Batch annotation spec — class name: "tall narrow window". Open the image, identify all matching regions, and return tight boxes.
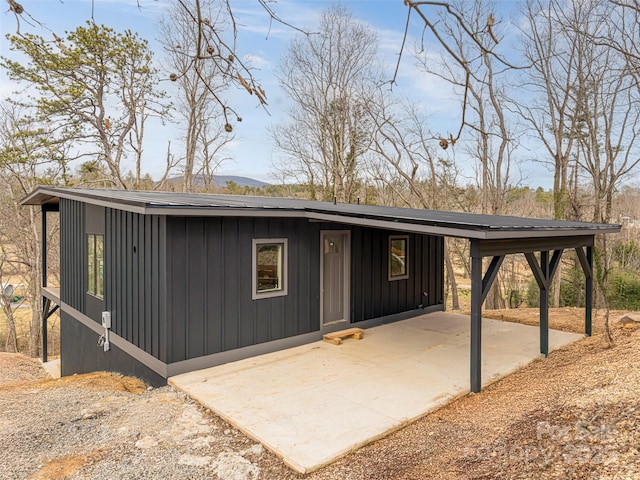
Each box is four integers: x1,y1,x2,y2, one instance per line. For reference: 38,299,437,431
87,234,104,298
252,239,288,299
389,235,409,281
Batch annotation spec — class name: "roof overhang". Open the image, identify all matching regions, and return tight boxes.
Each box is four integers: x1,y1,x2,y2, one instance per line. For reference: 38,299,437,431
21,186,622,241
21,190,62,207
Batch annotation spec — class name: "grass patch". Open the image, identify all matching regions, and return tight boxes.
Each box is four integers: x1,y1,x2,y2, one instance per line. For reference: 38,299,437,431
0,306,60,355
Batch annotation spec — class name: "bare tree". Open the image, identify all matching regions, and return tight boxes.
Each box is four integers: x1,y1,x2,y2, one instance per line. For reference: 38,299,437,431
0,253,19,352
588,1,640,77
516,0,586,220
425,0,518,216
271,5,383,202
521,0,640,335
414,0,520,309
3,0,287,130
159,0,233,192
401,0,521,149
367,99,464,309
570,1,639,341
565,0,640,224
5,0,524,146
0,103,65,356
516,0,588,307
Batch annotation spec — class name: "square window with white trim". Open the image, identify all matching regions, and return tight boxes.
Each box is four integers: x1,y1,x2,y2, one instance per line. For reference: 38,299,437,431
389,235,409,281
252,239,288,299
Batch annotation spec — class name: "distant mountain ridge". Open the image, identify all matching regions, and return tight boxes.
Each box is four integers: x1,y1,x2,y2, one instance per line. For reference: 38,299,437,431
167,174,270,188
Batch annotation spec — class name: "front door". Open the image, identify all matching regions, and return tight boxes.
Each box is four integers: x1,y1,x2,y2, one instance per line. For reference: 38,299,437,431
321,231,350,326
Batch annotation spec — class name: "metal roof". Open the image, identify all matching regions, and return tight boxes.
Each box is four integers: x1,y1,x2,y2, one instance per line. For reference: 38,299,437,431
22,186,621,240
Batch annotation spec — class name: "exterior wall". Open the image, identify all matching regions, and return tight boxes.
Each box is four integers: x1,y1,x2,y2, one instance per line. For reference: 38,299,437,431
60,198,86,312
165,216,320,364
105,209,168,362
164,217,444,364
60,200,169,364
59,200,444,374
60,199,108,321
350,227,443,322
85,204,106,321
60,310,166,386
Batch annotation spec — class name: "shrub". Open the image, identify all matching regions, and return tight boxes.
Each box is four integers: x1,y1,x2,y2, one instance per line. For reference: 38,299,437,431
608,270,640,311
525,267,585,308
526,277,539,308
559,267,585,308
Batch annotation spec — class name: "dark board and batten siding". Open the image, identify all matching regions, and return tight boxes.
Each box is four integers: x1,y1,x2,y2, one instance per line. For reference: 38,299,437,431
164,217,443,364
105,209,168,362
346,226,443,322
165,216,319,364
60,198,86,313
61,201,169,362
85,204,106,322
60,310,166,387
61,198,443,367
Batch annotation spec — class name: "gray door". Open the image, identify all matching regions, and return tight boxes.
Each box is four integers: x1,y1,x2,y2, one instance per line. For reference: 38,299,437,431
321,231,349,326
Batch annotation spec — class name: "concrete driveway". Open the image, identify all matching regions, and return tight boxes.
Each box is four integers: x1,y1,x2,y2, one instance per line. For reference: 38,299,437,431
169,312,582,473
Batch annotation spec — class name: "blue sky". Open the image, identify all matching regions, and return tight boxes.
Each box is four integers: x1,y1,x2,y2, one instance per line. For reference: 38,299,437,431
1,0,554,188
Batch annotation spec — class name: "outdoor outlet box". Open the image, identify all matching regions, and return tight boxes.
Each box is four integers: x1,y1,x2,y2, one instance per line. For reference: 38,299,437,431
101,311,111,329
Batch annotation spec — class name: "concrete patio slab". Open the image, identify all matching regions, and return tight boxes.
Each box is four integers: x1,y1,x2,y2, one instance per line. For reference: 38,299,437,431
42,358,61,379
169,312,582,473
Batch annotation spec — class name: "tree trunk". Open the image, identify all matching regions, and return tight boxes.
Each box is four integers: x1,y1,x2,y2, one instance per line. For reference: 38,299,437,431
552,270,561,307
2,302,18,352
485,281,504,310
27,207,43,357
445,245,459,310
28,303,42,357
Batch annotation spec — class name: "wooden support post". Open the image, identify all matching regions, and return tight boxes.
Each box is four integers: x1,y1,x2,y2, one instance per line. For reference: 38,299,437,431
576,245,594,336
540,251,549,357
525,251,551,356
42,297,50,363
481,255,505,303
470,253,483,394
585,246,593,336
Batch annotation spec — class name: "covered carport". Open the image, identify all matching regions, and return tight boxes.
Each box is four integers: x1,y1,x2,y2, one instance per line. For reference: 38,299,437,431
469,233,597,392
305,204,620,393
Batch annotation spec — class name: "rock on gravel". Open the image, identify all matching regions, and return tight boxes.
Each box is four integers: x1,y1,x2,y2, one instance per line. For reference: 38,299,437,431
215,451,261,480
135,436,158,449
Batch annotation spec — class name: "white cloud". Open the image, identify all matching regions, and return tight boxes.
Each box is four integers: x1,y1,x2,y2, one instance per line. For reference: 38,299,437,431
229,0,323,41
243,53,271,68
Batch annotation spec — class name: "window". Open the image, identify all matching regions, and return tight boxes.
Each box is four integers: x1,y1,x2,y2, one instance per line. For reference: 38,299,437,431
252,239,288,299
389,235,409,281
87,234,104,298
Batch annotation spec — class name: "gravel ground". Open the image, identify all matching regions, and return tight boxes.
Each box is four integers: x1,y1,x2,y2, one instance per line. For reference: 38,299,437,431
2,309,639,479
0,359,295,480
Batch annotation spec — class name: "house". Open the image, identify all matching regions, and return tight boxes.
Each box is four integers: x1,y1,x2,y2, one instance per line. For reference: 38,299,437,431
22,187,620,390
